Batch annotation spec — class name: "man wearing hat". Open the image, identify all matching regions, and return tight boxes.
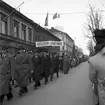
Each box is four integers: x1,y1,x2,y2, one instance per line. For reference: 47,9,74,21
15,46,33,96
41,52,51,84
0,46,13,105
88,29,105,105
32,50,42,89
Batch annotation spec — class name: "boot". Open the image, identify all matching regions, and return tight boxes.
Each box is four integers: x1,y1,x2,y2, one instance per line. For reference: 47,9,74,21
50,75,53,81
0,95,4,105
45,79,48,84
37,81,41,87
34,83,37,89
24,87,28,93
7,92,13,101
57,73,59,78
14,81,18,88
18,87,25,96
29,78,32,83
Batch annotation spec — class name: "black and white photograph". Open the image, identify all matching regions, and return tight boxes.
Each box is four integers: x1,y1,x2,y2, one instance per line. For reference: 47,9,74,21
0,0,105,105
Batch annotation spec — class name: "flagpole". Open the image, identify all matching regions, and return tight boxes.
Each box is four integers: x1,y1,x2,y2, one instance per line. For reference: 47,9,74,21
44,9,49,29
47,9,49,29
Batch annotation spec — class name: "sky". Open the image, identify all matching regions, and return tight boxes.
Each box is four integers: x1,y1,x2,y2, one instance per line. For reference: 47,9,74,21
3,0,105,55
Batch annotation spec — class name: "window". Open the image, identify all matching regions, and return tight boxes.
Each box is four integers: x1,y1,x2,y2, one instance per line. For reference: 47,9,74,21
14,20,19,38
21,24,26,40
28,27,32,42
1,13,8,34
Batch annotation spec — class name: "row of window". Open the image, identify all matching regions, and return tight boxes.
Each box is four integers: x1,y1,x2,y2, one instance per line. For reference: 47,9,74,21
0,12,32,42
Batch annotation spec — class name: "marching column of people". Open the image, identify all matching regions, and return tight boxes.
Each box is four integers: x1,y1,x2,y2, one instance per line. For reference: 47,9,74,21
0,46,73,105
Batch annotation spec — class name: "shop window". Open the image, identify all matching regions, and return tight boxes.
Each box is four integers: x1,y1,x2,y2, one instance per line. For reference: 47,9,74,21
28,27,32,42
21,24,26,40
1,12,8,34
14,20,19,38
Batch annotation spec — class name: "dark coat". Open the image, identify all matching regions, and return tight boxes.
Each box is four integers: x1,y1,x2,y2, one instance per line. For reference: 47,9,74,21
50,57,57,75
15,52,33,87
32,56,42,81
59,58,63,69
63,56,69,74
55,57,60,67
54,57,60,73
0,54,11,95
10,56,17,79
41,56,51,78
51,57,57,69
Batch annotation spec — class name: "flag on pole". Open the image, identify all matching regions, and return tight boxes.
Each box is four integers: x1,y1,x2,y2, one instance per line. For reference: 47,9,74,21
53,13,60,20
58,14,60,18
44,13,48,26
53,13,57,19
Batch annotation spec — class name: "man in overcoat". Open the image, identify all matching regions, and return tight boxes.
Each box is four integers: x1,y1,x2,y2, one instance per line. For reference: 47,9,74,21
63,55,69,74
50,53,57,81
0,46,13,105
54,54,60,78
15,46,33,96
59,56,63,73
32,51,42,89
28,51,34,83
41,52,51,84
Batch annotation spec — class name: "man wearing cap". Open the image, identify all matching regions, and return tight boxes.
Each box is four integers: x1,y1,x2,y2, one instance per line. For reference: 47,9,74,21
0,46,13,105
32,51,42,89
88,29,105,105
41,52,51,84
15,46,33,96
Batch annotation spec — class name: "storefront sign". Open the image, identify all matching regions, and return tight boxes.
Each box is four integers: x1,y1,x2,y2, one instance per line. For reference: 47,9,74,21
36,41,63,47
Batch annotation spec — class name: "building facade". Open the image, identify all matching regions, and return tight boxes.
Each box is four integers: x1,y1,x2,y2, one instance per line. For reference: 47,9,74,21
35,27,60,54
49,27,74,56
0,1,60,55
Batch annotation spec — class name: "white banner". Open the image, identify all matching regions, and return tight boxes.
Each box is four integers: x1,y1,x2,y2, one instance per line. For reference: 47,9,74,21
36,41,64,47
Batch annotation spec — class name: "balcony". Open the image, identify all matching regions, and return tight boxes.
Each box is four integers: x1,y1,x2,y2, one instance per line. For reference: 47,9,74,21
0,33,35,46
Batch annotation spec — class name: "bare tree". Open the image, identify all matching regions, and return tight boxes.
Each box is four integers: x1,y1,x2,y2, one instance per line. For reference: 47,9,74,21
87,39,95,56
84,4,104,39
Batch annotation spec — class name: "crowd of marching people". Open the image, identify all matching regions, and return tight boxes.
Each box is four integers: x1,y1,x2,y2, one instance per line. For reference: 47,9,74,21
0,45,82,105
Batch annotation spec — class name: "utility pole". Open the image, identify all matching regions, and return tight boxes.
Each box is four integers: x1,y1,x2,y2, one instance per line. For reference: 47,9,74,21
2,2,24,22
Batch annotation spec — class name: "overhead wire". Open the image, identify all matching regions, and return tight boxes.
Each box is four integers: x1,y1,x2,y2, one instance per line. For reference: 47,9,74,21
22,10,105,15
2,2,24,22
1,0,34,22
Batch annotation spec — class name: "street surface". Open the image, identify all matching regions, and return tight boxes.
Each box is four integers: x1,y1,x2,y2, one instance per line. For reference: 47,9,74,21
4,62,95,105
